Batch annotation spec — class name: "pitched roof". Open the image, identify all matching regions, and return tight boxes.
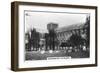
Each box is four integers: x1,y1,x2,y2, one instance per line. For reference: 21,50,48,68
55,23,85,33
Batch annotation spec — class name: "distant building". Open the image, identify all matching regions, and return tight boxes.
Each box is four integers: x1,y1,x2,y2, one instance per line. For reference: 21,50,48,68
25,16,90,51
46,23,59,50
55,16,90,46
55,23,85,44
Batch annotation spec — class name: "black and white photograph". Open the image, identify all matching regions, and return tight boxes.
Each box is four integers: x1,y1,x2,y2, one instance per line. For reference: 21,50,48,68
11,2,97,71
25,11,90,61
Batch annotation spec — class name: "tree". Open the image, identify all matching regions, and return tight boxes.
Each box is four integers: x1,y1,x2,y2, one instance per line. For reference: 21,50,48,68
68,34,86,49
25,32,31,51
30,28,40,51
45,30,59,51
85,16,90,48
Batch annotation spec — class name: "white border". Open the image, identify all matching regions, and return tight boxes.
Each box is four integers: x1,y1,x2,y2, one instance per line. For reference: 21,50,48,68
18,5,96,68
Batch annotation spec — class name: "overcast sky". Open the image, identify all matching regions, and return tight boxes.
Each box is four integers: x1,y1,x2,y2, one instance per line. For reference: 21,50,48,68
25,11,89,33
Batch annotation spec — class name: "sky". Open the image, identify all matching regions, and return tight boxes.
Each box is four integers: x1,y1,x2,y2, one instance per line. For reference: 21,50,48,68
25,11,89,33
